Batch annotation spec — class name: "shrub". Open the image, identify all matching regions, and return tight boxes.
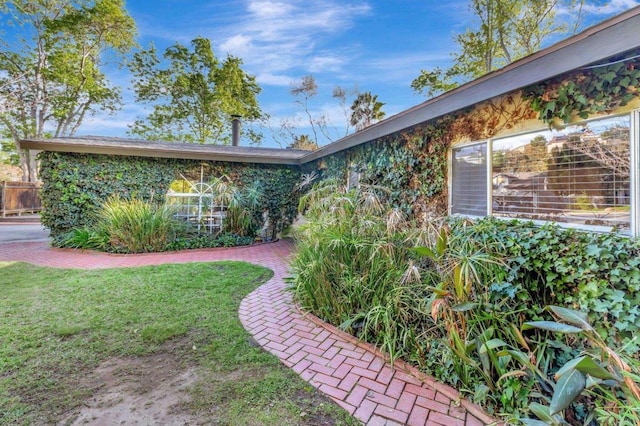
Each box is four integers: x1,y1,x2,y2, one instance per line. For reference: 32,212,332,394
291,179,435,362
54,196,257,253
449,218,640,353
56,226,109,250
96,196,185,253
166,233,254,251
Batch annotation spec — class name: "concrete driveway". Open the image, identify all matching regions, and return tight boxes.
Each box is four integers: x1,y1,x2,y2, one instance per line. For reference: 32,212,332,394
0,223,50,243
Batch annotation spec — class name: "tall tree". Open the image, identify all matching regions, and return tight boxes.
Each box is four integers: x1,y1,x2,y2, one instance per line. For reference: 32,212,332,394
289,75,328,146
349,91,385,131
0,0,136,181
282,77,367,147
411,0,583,98
129,37,263,145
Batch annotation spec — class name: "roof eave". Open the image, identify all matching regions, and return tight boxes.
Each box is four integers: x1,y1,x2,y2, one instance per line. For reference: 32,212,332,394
20,138,304,166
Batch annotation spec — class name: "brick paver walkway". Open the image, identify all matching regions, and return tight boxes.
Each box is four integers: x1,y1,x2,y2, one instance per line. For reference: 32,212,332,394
0,239,495,425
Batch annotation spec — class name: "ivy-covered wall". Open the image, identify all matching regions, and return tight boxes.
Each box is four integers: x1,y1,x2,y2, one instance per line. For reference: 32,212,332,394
305,52,640,223
303,119,454,221
39,151,302,238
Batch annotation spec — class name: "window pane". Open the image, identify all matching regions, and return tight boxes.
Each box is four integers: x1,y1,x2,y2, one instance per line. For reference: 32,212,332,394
452,143,487,216
492,116,631,233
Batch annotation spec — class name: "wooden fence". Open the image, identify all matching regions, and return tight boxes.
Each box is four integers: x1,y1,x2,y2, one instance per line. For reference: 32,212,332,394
0,181,42,217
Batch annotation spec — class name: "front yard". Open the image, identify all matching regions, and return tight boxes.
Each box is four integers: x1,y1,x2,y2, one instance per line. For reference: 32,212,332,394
0,261,356,425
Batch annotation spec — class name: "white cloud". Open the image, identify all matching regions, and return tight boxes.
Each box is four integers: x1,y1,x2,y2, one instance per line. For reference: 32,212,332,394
219,34,253,58
211,0,371,82
308,55,345,73
255,72,293,86
580,0,639,15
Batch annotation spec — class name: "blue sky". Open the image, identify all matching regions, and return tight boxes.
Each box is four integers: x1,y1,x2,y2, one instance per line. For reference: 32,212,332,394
77,0,639,147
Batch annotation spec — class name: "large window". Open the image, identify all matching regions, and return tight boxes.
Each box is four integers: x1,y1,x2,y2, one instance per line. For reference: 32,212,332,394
450,113,638,235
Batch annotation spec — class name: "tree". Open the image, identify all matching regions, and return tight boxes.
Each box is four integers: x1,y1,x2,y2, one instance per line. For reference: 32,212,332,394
282,78,378,146
129,37,264,145
349,91,386,131
565,127,630,178
332,84,359,137
287,134,318,151
0,0,136,181
411,0,583,98
289,75,329,146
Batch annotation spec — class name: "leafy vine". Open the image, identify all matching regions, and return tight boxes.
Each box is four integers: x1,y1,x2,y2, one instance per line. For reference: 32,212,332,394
524,52,640,125
39,152,302,239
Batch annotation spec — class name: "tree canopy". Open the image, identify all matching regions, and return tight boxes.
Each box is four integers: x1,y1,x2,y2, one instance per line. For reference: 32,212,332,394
350,91,385,131
287,134,318,151
128,37,264,145
0,0,136,181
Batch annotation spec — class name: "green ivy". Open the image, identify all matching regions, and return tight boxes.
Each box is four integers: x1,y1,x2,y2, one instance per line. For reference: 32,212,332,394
39,152,302,239
524,53,640,125
306,120,453,218
451,218,640,352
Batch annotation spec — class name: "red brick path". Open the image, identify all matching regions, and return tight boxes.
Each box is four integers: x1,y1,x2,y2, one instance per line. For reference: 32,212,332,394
0,240,495,425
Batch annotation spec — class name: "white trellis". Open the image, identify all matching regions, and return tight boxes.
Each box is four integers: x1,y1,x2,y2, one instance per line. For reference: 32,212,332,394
165,165,226,234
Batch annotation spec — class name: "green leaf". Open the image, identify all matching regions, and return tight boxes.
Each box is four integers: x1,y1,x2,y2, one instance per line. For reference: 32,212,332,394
550,369,586,415
574,94,588,105
529,402,554,423
544,101,556,113
574,356,618,381
523,321,583,334
413,246,437,260
436,227,447,256
497,349,529,366
585,244,601,257
427,286,449,297
520,419,551,426
451,301,478,312
555,356,585,379
548,306,592,331
479,338,507,354
601,71,617,84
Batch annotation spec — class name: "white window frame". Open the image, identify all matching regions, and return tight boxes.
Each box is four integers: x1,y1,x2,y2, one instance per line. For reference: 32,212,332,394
449,110,639,236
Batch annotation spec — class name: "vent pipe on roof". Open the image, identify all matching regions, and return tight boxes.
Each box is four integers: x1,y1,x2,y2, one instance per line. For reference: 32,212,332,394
231,115,241,146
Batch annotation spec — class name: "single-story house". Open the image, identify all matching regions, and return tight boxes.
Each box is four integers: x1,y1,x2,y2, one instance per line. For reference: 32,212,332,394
21,6,640,238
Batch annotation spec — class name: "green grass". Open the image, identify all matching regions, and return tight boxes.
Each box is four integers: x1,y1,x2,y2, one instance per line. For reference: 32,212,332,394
0,261,357,425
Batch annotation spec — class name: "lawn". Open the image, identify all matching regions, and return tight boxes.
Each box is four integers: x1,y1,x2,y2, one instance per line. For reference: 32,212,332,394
0,261,357,425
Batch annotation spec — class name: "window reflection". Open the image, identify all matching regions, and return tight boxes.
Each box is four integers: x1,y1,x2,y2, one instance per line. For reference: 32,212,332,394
492,116,631,233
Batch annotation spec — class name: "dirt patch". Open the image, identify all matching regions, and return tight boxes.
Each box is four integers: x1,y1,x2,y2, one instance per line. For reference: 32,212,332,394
58,350,201,426
50,334,353,425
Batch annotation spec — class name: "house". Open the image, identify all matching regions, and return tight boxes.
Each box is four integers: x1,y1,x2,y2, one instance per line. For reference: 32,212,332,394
21,7,640,238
